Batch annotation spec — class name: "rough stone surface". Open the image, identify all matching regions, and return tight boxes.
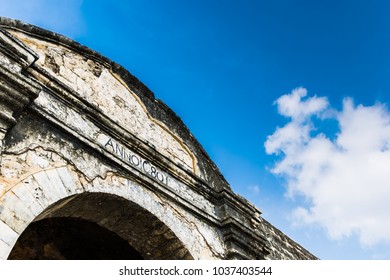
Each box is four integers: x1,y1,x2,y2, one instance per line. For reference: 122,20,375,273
0,17,317,260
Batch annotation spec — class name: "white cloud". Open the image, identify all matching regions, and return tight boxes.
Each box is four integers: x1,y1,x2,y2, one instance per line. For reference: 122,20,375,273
0,0,85,38
265,87,390,247
275,87,329,120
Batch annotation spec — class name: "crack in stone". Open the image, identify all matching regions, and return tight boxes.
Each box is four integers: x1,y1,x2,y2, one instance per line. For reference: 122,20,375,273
159,196,225,259
2,145,114,182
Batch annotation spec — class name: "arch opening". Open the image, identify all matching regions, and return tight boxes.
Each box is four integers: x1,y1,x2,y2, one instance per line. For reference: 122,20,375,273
8,192,193,260
8,217,144,260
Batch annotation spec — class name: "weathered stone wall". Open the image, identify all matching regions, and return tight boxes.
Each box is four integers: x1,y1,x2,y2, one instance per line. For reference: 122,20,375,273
0,17,317,260
259,218,317,260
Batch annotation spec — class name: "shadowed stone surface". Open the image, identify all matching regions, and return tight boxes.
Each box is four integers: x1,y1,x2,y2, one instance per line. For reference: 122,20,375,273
9,217,144,260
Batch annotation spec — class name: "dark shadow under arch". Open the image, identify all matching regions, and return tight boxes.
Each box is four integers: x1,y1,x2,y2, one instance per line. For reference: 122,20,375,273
9,192,193,260
8,217,144,259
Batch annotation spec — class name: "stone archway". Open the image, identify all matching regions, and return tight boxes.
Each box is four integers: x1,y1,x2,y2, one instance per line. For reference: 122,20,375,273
0,161,214,260
8,192,193,260
0,17,317,260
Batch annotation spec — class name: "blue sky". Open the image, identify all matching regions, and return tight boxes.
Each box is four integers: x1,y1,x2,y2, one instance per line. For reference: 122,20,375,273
2,0,390,259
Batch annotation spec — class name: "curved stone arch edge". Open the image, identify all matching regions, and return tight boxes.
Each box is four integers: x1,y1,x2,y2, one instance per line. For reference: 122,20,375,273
111,71,198,173
0,165,225,260
0,18,199,175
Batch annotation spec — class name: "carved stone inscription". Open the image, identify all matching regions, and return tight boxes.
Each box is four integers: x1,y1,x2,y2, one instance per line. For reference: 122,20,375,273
97,134,216,216
98,134,169,185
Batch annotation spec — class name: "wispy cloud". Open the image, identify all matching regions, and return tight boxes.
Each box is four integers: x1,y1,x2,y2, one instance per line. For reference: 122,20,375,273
0,0,85,38
247,185,261,195
265,87,390,247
